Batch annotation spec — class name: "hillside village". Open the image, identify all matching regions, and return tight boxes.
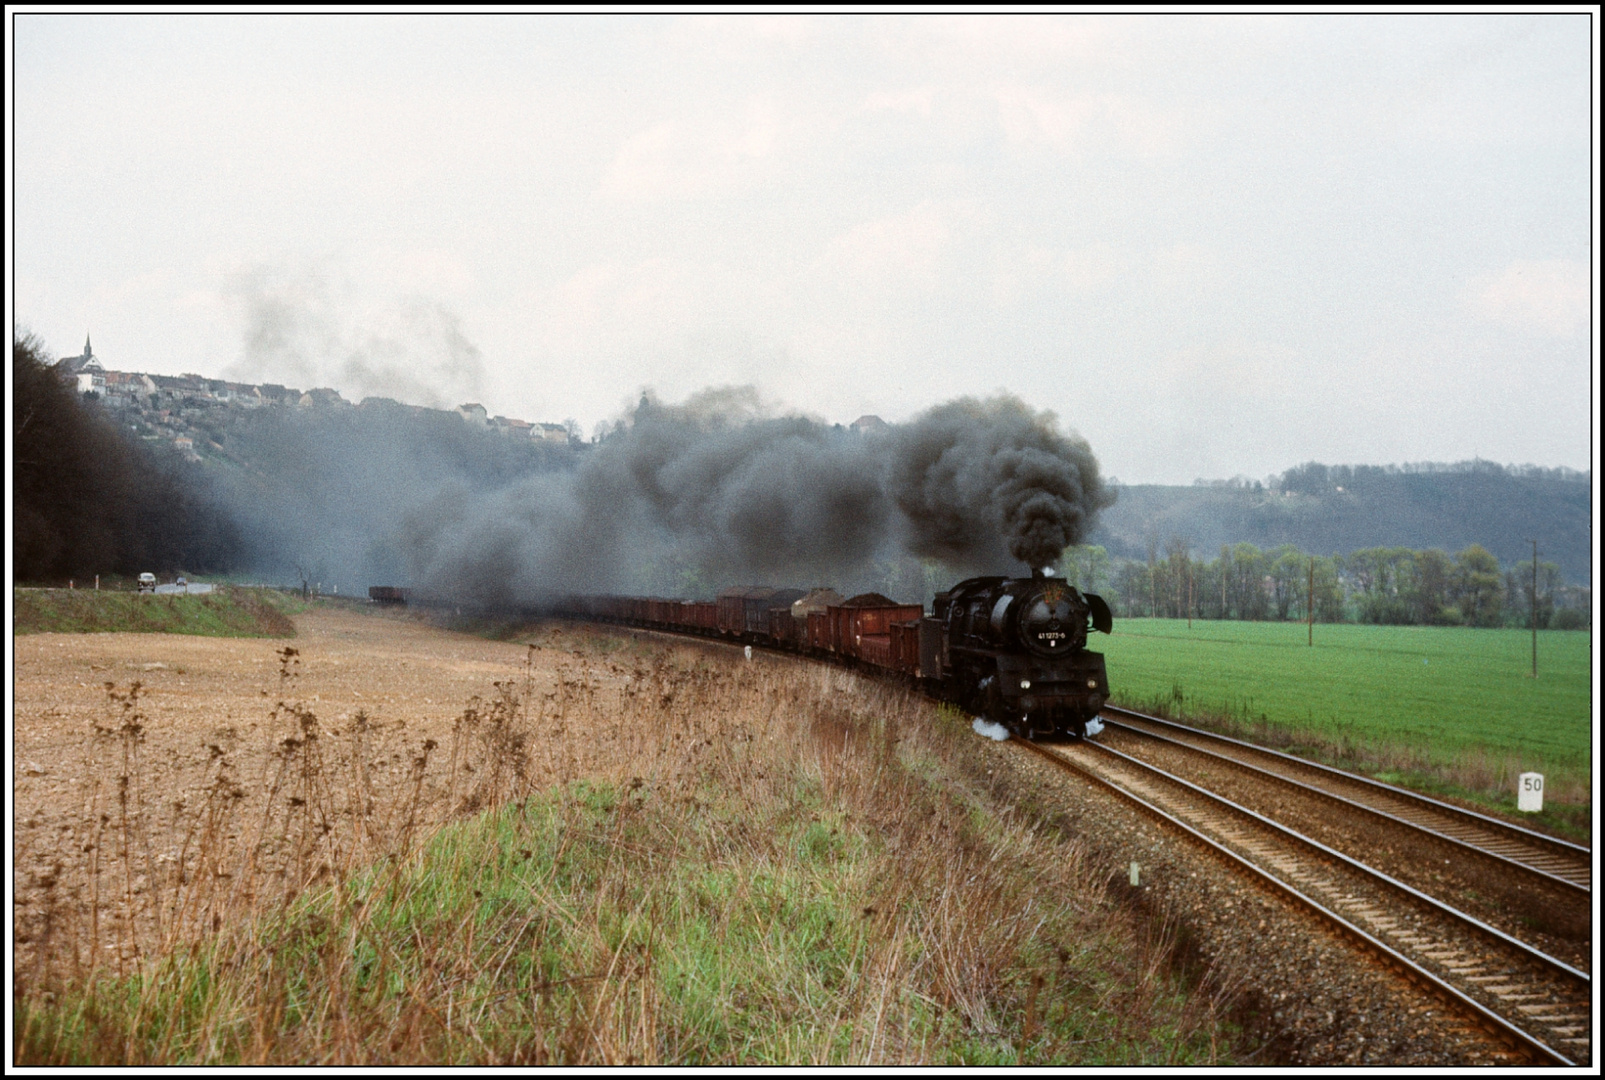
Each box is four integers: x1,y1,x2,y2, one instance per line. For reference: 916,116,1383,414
56,337,899,465
55,336,576,461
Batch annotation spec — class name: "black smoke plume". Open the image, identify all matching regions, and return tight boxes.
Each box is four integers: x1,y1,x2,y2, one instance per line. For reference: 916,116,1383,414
887,396,1114,571
401,389,1113,604
210,400,576,591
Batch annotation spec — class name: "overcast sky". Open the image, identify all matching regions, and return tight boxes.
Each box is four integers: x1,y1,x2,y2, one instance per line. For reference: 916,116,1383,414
10,13,1596,484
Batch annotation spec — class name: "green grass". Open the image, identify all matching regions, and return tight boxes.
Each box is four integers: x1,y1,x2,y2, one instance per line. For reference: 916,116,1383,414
13,586,298,638
1099,619,1592,828
14,778,1224,1066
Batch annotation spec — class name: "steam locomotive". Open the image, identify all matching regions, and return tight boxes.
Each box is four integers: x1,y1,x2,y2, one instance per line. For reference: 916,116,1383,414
934,572,1112,739
555,569,1112,739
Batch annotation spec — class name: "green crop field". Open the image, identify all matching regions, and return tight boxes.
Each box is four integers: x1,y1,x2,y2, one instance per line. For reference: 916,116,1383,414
12,586,299,638
1097,619,1593,820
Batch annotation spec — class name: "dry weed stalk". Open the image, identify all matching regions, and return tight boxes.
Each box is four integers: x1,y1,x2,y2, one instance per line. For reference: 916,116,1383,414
18,643,533,1001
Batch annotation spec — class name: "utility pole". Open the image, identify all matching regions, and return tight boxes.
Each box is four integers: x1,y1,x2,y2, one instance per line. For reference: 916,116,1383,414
1308,556,1315,647
1187,563,1194,629
1529,539,1538,678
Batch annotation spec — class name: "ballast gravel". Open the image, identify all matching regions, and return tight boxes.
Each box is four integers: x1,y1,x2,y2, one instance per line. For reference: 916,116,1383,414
961,731,1540,1066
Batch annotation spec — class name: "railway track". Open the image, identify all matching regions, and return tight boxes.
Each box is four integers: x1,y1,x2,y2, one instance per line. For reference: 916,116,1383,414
1093,708,1591,971
1103,705,1592,892
1019,737,1591,1066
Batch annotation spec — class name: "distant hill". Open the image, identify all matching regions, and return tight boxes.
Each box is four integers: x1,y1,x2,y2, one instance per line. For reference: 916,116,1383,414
1091,462,1593,584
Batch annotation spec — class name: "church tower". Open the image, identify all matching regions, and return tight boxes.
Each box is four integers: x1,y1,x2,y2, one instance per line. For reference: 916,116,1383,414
59,335,102,373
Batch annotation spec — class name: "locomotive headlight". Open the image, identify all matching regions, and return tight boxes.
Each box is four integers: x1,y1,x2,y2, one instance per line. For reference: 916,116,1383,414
1087,678,1099,688
1020,679,1031,690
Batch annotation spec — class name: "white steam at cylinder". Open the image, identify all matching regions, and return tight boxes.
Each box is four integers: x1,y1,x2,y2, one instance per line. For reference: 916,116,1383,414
972,717,1012,742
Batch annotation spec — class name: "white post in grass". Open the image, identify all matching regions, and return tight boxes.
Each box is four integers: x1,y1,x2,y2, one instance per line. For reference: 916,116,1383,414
1517,772,1544,813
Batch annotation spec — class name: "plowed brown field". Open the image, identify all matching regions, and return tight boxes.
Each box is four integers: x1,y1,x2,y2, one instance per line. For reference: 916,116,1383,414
12,607,628,969
16,608,539,815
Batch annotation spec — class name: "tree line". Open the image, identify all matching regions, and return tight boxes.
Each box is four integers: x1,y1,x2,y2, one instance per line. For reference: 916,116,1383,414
1097,460,1591,585
1057,539,1590,631
13,333,241,582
